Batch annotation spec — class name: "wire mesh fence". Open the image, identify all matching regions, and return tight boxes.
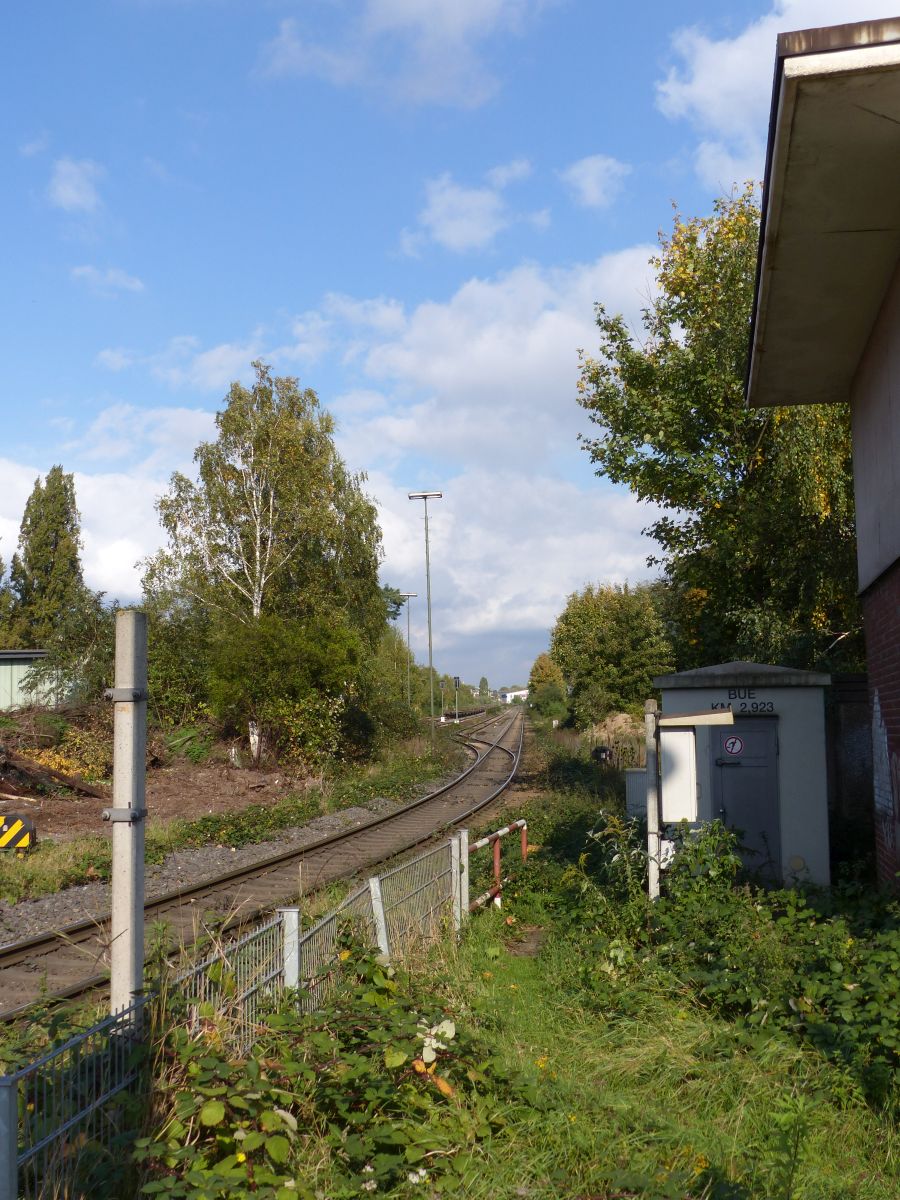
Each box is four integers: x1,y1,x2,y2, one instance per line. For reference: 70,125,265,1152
175,912,285,1052
0,1001,147,1200
0,825,522,1198
379,842,455,956
295,882,378,1013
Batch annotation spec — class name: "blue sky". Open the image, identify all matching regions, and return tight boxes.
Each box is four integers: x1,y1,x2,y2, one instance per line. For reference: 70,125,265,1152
3,0,892,687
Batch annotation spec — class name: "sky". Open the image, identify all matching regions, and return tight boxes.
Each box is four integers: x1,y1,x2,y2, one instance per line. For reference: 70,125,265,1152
3,0,895,689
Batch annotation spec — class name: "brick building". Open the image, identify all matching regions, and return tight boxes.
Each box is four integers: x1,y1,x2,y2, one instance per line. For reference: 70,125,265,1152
746,18,900,888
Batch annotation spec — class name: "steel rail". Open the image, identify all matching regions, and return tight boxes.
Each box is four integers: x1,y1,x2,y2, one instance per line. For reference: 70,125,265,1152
0,709,523,1017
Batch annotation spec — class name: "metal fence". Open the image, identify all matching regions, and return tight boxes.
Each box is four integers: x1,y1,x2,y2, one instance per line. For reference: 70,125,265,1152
0,822,533,1198
379,840,458,954
176,911,285,1052
0,831,475,1199
0,1000,147,1200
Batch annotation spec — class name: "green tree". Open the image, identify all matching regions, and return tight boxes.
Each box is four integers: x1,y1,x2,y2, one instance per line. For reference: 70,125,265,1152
4,465,91,648
0,553,11,636
550,583,673,727
151,362,382,628
577,187,861,670
528,652,568,720
528,653,564,695
146,362,387,759
478,676,489,701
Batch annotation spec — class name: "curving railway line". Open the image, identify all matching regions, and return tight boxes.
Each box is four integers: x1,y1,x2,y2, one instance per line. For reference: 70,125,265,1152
0,708,523,1018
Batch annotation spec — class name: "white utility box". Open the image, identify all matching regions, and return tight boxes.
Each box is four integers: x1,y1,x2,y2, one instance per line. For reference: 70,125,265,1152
652,661,831,886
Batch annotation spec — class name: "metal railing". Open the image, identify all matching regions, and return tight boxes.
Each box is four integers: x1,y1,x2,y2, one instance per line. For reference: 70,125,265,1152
467,819,529,910
0,821,526,1198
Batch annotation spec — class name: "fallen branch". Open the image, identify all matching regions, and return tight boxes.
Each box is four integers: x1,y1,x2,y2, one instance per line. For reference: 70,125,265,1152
1,747,109,800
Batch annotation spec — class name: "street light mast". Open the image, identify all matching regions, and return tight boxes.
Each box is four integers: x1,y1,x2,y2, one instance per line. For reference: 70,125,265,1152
398,592,417,705
408,492,442,743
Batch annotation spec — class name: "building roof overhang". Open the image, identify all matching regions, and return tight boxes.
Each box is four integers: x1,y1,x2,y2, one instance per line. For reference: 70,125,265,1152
654,661,831,689
747,19,900,409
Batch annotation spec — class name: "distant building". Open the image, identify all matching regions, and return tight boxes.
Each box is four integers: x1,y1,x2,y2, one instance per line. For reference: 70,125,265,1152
747,17,900,888
499,688,528,704
0,650,48,710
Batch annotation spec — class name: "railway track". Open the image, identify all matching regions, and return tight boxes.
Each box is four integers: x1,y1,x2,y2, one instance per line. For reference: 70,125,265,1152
0,708,523,1017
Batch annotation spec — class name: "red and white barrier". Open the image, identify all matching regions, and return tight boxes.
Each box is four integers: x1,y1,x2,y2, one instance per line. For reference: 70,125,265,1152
461,819,528,911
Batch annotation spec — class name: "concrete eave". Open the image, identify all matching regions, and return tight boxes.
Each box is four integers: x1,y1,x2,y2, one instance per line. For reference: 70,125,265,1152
747,21,900,409
654,661,831,689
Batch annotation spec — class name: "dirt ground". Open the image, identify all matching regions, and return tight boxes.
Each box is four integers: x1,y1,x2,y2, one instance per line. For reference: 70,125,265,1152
0,761,307,842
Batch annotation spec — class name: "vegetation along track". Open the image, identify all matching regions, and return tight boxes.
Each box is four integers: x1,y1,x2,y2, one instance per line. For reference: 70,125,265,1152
0,708,523,1017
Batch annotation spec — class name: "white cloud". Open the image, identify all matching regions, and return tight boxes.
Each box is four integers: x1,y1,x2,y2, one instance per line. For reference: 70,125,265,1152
657,1,900,190
356,248,655,466
72,266,145,296
58,241,659,672
47,157,104,213
154,338,262,391
418,173,508,252
370,466,660,684
66,404,215,474
559,154,631,209
75,468,169,598
407,159,540,254
20,132,48,157
96,335,262,393
324,293,406,336
96,348,136,371
486,158,532,188
259,2,545,108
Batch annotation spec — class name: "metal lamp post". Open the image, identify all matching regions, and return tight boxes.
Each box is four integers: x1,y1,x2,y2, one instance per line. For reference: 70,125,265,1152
408,491,442,743
398,592,417,705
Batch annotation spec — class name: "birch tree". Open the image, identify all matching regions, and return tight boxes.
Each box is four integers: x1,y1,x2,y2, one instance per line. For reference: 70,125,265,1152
146,361,385,759
152,361,371,623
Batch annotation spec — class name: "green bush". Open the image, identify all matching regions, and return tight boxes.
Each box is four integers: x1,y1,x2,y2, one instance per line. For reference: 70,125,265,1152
544,811,900,1113
136,952,529,1198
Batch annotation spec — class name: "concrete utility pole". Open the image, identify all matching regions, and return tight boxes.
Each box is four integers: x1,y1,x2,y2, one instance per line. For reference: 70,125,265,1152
104,610,148,1016
408,492,441,744
399,592,417,705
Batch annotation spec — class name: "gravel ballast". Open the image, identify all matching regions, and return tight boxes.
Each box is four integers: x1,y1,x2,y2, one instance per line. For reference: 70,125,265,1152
0,799,402,946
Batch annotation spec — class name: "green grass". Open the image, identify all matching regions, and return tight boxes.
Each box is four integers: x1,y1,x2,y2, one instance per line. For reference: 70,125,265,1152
421,910,897,1198
0,732,464,903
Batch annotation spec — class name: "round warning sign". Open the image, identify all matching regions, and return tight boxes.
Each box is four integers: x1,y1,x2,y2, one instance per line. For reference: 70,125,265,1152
724,735,744,756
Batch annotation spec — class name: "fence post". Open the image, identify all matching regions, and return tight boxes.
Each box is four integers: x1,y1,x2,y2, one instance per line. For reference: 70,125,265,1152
520,821,528,863
450,837,461,935
458,829,470,919
645,699,660,901
0,1074,17,1200
492,835,502,907
106,610,148,1016
368,876,390,960
279,908,300,990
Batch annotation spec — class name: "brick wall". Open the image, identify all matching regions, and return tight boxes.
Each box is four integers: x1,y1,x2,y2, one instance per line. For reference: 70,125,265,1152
862,557,900,890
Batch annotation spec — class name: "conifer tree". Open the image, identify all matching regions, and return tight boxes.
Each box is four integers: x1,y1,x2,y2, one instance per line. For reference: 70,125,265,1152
0,552,11,645
7,465,89,647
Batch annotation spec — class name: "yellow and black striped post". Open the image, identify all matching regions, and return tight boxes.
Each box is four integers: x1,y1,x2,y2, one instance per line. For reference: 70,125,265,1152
0,814,36,853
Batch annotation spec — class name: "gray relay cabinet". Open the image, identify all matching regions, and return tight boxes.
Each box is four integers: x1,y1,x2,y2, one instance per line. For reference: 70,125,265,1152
652,662,831,886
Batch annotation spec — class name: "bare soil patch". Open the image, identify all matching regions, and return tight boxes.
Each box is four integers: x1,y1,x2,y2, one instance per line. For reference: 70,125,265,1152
0,761,308,842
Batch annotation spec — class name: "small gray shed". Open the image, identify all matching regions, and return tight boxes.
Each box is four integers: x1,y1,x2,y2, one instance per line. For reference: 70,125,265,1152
653,662,832,886
0,650,48,710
